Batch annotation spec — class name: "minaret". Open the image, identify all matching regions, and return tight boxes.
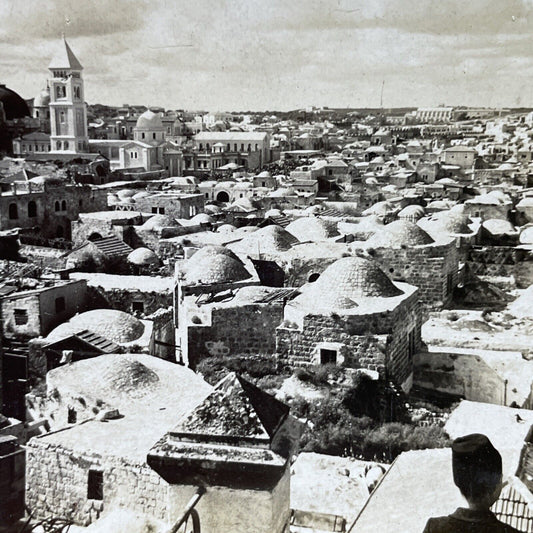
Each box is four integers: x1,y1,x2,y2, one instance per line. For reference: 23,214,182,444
48,38,88,153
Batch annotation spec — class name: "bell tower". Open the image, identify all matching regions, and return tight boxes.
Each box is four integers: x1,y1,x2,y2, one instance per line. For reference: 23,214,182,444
48,38,88,153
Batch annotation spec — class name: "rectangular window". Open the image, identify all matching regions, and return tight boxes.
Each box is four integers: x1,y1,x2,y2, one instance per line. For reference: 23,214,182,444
68,407,77,424
320,348,337,365
152,207,157,213
87,470,103,500
158,207,165,214
14,309,28,325
55,296,66,314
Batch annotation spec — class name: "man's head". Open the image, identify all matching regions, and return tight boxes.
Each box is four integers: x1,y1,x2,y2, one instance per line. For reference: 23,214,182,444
452,433,503,508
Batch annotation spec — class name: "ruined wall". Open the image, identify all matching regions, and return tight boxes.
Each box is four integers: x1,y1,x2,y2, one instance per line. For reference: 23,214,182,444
466,246,533,289
414,350,509,405
84,285,171,317
187,303,284,368
25,438,169,526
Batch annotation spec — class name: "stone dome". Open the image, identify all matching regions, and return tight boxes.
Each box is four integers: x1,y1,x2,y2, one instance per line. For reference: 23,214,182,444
136,110,163,129
519,226,533,244
0,84,30,120
231,225,299,254
482,219,516,235
217,224,236,233
189,213,214,224
204,204,222,215
47,309,145,344
34,87,50,107
295,256,403,310
286,217,340,242
367,220,434,247
398,205,425,220
127,247,159,266
418,212,473,236
182,246,252,285
141,214,181,230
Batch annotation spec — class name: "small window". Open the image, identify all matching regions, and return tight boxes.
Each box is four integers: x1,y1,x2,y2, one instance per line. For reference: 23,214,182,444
68,407,77,424
14,309,28,325
55,201,60,212
308,273,320,283
158,207,165,214
153,132,156,140
87,470,103,500
55,296,66,314
320,348,337,365
61,200,67,211
8,203,18,220
132,301,144,313
152,207,157,213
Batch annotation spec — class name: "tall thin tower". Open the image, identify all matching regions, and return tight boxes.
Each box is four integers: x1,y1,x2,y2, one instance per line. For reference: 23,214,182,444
48,38,88,153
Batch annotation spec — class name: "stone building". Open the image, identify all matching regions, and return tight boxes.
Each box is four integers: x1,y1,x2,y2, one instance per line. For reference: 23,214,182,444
25,354,212,526
276,256,421,392
0,177,107,240
363,220,459,309
175,246,264,366
25,359,298,533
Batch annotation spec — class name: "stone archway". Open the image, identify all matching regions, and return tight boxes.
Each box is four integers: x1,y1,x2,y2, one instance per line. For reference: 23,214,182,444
216,191,230,202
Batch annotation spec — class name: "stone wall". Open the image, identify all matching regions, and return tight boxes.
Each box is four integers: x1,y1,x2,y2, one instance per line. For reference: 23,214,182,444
186,303,284,368
25,438,168,526
367,241,459,308
84,285,172,317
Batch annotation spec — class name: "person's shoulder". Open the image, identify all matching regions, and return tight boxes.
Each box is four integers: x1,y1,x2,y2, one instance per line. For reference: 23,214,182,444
422,515,455,533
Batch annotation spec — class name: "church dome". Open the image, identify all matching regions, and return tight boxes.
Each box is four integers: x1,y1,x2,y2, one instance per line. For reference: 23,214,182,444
136,110,163,129
0,84,30,120
34,87,51,107
295,256,403,310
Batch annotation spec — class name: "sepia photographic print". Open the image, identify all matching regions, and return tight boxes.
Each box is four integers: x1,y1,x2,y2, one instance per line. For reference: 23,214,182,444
1,1,533,532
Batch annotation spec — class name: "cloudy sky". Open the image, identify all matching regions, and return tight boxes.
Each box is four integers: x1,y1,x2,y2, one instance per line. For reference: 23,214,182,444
2,0,533,111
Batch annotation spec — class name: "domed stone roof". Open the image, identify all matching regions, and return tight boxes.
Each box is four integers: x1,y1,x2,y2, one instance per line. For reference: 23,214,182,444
286,217,340,242
519,226,533,244
204,204,222,215
367,220,434,247
34,87,50,107
136,110,163,129
482,219,516,235
421,212,473,235
295,256,403,310
47,309,145,344
0,84,30,120
398,205,425,220
141,214,181,230
231,225,299,254
189,213,214,224
182,246,252,285
217,223,236,233
127,247,159,266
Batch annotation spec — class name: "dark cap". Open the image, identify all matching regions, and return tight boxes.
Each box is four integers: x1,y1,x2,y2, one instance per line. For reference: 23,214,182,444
452,434,502,493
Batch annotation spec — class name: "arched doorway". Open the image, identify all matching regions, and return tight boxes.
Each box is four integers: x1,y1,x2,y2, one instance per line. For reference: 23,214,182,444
216,191,230,202
8,203,18,220
88,232,103,242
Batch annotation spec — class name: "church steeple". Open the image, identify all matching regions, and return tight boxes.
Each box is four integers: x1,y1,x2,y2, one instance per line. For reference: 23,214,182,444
48,38,88,153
